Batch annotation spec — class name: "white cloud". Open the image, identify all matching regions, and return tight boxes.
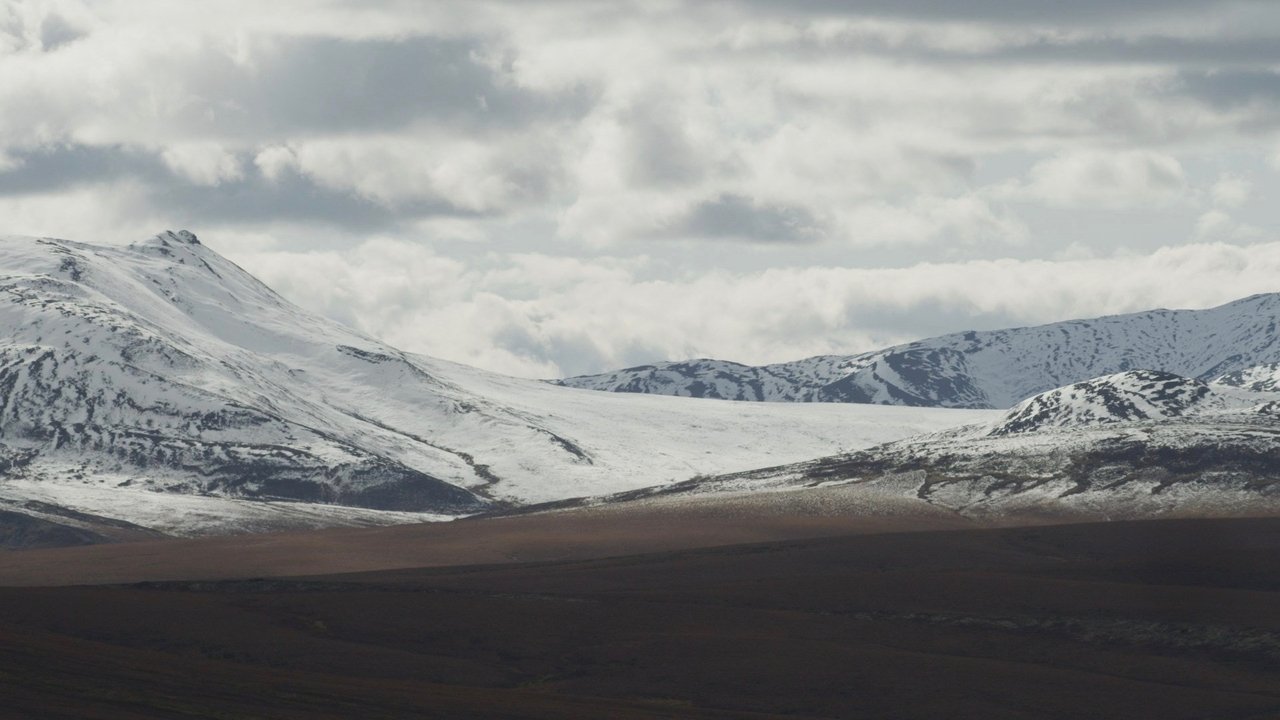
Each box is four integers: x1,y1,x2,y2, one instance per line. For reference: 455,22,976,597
1194,208,1264,242
284,135,563,212
841,196,1027,247
0,182,158,244
1195,209,1233,238
253,145,297,182
1210,173,1251,208
1010,150,1187,209
226,237,1280,379
161,143,244,186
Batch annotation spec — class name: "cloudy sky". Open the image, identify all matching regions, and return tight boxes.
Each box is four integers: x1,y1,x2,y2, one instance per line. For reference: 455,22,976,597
2,0,1279,377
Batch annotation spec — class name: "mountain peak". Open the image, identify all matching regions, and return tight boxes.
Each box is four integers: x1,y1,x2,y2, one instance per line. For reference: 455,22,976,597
129,229,203,256
165,229,200,245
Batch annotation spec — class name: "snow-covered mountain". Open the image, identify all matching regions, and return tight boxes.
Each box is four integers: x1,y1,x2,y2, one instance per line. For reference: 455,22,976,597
0,231,987,541
578,367,1280,521
557,295,1280,409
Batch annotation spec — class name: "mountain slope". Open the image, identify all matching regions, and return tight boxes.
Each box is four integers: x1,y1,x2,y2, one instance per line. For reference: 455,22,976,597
0,231,988,539
557,295,1280,409
1213,362,1280,392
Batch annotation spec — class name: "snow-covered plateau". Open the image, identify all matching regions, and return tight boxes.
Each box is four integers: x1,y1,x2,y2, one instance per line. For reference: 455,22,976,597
590,369,1280,521
0,232,991,543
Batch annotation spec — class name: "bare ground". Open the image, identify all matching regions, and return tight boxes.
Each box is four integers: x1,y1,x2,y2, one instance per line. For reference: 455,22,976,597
0,496,1277,718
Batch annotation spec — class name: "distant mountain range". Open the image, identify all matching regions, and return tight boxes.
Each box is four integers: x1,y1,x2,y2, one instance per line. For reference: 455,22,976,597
556,295,1280,409
3,229,1280,548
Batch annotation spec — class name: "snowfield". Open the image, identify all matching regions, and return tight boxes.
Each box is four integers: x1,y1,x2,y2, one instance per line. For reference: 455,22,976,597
601,370,1280,521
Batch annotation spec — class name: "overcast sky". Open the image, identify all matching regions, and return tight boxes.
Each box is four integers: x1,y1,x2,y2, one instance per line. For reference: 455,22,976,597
2,0,1279,377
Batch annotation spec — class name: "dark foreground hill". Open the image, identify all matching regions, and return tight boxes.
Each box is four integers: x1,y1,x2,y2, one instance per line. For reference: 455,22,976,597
1,516,1278,719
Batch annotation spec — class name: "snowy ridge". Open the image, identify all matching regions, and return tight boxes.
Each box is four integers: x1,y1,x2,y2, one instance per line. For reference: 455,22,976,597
552,356,852,402
990,370,1215,435
0,231,988,540
1213,362,1280,392
557,295,1280,409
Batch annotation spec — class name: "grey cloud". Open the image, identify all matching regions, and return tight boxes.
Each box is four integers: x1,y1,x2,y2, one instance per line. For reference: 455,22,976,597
979,36,1280,67
39,13,83,51
732,0,1242,23
494,320,681,379
0,144,159,195
0,8,84,54
623,104,705,187
153,171,478,232
493,323,618,378
867,35,1280,69
696,25,1280,70
671,194,826,244
1177,69,1280,107
172,35,594,137
0,143,480,232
